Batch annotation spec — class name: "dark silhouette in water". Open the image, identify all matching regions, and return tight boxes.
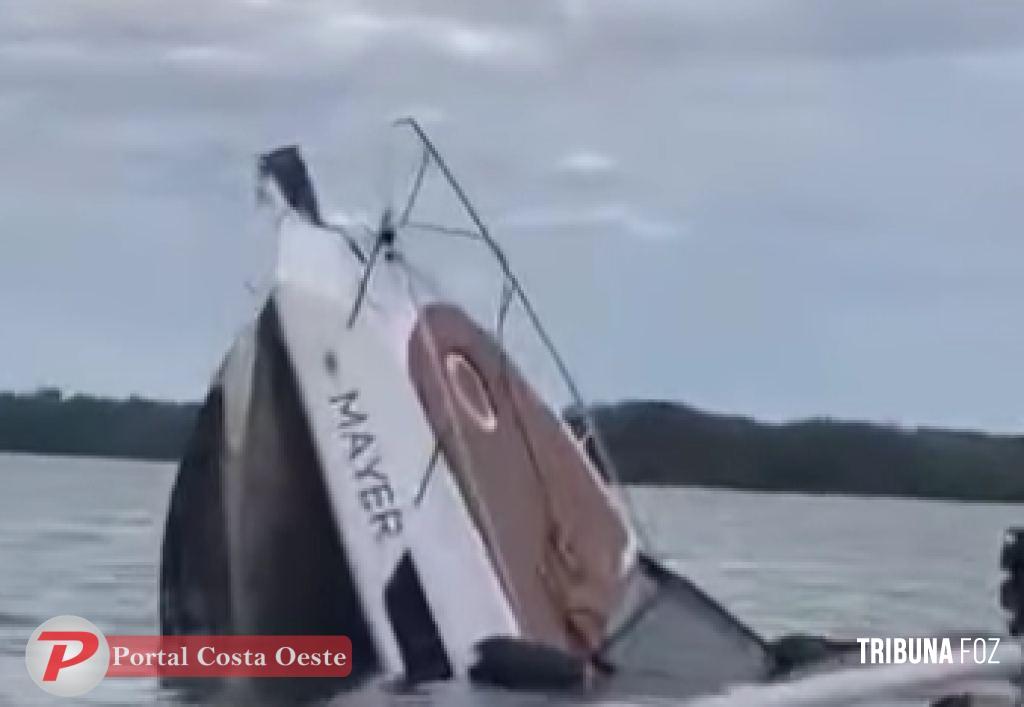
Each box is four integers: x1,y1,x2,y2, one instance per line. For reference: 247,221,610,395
2,389,1022,502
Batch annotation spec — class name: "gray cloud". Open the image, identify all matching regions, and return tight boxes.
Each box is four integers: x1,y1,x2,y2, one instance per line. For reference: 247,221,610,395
2,0,1023,432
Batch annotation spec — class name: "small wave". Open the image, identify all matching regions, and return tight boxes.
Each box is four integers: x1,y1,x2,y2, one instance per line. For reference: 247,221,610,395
12,522,108,545
85,510,155,529
0,610,42,630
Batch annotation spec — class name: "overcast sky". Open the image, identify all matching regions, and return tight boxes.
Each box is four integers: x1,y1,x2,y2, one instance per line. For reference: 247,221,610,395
2,1,1023,432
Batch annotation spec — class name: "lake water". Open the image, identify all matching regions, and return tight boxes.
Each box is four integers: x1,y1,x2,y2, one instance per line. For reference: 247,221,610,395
0,452,1019,705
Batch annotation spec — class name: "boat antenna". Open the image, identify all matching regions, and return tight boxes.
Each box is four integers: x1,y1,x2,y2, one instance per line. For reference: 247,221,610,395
346,207,395,328
392,117,627,494
393,119,584,404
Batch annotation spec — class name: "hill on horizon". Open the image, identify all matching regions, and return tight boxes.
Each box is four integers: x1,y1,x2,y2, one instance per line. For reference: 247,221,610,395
2,389,1022,502
581,400,1024,502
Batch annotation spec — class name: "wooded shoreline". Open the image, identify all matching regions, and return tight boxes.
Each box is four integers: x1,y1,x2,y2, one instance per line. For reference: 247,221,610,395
3,390,1021,502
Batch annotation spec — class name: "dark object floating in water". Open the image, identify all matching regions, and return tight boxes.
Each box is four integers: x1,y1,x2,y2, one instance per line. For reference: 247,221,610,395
1001,527,1024,636
469,637,589,691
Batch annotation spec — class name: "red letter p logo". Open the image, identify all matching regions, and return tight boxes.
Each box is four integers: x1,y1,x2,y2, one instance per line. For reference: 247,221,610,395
38,631,100,681
25,616,109,697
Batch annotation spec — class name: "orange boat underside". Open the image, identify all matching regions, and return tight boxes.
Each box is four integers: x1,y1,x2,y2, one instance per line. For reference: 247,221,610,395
409,303,630,656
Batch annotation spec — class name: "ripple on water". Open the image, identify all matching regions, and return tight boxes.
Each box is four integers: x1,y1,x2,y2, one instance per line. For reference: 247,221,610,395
84,509,155,529
0,610,44,631
13,522,109,546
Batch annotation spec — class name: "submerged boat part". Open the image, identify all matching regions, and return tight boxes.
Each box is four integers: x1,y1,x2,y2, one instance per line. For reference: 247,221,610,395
161,129,643,684
160,123,1022,704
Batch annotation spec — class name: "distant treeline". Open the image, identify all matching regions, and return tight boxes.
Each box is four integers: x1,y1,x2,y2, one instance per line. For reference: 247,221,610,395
0,389,198,461
2,389,1022,502
583,401,1024,502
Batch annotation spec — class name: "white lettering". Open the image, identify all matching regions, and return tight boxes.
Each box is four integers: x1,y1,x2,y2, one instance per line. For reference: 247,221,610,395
275,646,348,668
198,646,215,666
939,639,952,663
892,637,906,664
923,639,936,664
857,637,869,664
857,637,1000,665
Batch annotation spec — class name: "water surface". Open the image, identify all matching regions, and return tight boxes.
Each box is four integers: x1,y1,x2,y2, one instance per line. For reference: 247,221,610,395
0,453,1018,704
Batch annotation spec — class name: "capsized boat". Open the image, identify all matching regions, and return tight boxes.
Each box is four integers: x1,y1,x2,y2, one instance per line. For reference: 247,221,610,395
160,119,1022,704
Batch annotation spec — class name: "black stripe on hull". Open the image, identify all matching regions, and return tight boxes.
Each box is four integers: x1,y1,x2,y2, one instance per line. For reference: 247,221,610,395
160,300,380,694
159,387,232,636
